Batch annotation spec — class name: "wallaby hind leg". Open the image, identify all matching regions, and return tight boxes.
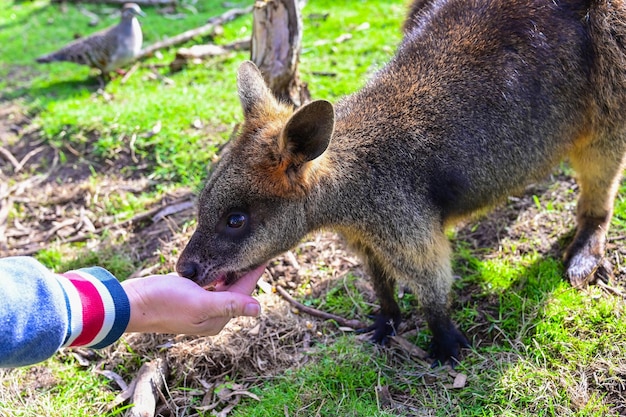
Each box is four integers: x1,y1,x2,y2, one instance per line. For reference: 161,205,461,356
566,133,626,287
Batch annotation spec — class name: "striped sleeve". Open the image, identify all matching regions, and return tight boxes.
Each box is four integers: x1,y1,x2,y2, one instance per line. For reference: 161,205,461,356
58,267,130,349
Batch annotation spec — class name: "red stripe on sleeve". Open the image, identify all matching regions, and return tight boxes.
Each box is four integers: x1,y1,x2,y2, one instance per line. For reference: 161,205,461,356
65,272,106,346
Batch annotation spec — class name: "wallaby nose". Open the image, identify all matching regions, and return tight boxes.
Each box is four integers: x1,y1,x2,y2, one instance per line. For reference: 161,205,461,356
176,259,199,280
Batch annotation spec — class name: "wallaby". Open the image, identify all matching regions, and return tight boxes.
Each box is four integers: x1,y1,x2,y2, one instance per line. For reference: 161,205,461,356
177,0,626,365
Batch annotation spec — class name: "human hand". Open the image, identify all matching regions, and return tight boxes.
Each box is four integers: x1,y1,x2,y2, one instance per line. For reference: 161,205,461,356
121,264,265,336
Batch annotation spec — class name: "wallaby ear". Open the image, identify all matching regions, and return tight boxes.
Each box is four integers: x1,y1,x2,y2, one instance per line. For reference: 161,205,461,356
237,61,275,117
281,100,335,162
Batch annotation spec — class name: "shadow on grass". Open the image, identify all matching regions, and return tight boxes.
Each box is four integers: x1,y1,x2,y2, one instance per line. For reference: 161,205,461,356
27,76,101,100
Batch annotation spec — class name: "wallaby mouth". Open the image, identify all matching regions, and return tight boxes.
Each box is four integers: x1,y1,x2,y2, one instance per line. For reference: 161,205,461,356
201,272,236,291
224,270,240,286
201,266,260,291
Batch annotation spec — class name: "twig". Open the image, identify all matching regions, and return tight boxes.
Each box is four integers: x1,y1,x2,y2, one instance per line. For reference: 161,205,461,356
5,195,194,256
152,200,194,222
137,5,253,59
0,196,10,248
596,279,626,298
0,146,20,170
0,145,46,174
66,195,193,241
95,369,128,391
109,378,138,410
121,62,140,84
388,335,429,361
14,145,46,173
275,285,368,329
311,71,337,77
44,218,76,241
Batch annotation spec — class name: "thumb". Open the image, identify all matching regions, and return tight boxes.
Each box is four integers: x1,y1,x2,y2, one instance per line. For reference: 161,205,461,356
207,291,261,318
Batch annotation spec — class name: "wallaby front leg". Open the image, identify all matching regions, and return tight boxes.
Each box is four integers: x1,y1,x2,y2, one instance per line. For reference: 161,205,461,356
409,270,469,366
422,300,469,367
409,233,469,366
358,256,402,345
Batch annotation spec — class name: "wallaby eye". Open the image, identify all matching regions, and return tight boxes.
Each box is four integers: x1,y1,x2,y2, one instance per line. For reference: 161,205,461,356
227,213,247,229
217,209,251,239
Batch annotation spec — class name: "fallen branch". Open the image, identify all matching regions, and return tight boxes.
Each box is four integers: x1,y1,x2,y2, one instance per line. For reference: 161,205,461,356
275,285,368,329
137,5,253,59
52,0,176,5
169,39,250,72
128,357,169,417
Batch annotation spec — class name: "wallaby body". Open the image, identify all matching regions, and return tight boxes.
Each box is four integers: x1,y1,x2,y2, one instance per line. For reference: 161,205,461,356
178,0,626,363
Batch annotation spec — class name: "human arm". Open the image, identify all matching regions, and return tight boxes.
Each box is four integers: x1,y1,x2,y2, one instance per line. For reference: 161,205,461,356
0,256,263,368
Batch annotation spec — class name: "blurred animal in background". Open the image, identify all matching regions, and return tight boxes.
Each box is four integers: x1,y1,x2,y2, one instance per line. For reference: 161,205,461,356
36,3,145,85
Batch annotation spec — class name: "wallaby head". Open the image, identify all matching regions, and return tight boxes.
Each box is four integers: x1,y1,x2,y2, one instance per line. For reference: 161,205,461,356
176,61,335,288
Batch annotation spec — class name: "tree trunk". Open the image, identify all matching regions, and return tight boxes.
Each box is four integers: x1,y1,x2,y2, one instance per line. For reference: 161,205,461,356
251,0,310,107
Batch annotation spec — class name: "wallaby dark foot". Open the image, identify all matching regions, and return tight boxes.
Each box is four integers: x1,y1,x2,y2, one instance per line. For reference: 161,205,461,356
566,254,613,287
428,320,470,367
357,313,401,345
564,221,613,287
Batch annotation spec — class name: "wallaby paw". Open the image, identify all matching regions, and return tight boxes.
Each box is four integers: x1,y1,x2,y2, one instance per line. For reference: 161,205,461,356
566,254,613,288
429,327,470,368
357,314,400,345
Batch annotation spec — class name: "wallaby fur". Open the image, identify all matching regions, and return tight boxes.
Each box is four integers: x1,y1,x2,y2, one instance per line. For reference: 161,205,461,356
177,0,626,364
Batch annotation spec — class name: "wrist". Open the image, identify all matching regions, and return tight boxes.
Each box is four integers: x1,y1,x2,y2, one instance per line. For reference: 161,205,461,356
121,278,153,333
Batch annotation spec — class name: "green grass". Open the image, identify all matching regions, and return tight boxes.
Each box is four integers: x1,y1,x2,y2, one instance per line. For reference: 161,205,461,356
2,0,626,416
0,356,118,417
232,337,396,417
230,252,625,416
1,0,402,184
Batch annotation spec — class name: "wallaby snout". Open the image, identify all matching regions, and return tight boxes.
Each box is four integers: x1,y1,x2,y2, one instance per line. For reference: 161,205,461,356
176,258,199,281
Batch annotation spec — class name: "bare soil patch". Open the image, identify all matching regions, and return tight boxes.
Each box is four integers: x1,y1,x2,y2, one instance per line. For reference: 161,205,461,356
2,100,625,415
